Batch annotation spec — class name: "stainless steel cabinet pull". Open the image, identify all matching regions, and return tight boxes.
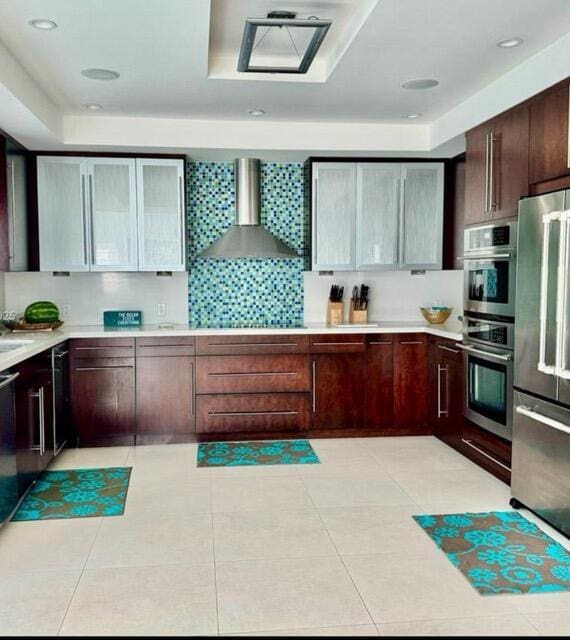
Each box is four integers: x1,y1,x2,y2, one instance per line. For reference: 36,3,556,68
488,132,496,212
437,364,448,417
208,371,297,377
312,341,363,346
454,342,512,361
75,366,134,371
76,345,133,350
484,132,490,214
30,387,45,455
207,342,297,348
312,360,316,413
179,175,185,264
438,345,460,354
461,438,511,471
190,361,195,417
81,174,88,266
54,350,69,359
401,341,423,345
369,341,392,345
209,410,298,417
0,372,19,389
88,173,95,266
516,405,570,435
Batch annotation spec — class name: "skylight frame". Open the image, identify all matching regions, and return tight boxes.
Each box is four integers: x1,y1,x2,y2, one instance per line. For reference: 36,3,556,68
237,17,332,74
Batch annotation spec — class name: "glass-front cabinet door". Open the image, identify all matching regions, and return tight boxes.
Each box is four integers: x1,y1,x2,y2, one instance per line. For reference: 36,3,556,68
37,157,89,272
136,159,186,271
88,158,138,271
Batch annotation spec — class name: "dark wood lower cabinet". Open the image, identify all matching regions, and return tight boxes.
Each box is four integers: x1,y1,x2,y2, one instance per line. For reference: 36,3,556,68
136,355,195,444
196,393,309,434
311,352,366,431
71,358,135,447
393,334,428,433
15,352,54,495
366,337,394,431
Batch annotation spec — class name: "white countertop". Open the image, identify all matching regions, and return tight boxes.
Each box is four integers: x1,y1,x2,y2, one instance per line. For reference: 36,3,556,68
0,320,463,371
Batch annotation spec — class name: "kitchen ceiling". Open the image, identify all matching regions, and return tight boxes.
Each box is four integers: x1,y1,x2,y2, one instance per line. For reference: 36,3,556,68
1,0,570,126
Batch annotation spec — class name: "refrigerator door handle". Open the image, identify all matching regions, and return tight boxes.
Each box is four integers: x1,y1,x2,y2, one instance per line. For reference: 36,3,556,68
538,211,560,375
555,210,570,379
516,405,570,436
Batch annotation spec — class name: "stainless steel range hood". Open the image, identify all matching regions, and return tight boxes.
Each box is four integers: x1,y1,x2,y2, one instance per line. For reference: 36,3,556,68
199,158,298,259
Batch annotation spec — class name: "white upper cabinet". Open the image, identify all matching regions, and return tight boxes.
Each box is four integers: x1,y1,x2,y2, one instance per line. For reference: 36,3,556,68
356,163,400,270
399,163,444,270
136,159,186,271
88,158,138,271
312,163,357,271
37,156,186,272
38,157,89,272
311,161,445,272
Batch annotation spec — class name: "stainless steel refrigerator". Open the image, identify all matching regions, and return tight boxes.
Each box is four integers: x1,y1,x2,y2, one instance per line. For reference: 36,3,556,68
512,190,570,535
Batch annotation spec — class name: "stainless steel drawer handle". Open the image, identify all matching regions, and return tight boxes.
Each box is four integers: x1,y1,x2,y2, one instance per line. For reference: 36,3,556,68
369,341,392,345
438,345,461,354
461,438,511,472
54,350,70,358
312,341,364,346
207,342,298,348
209,410,298,417
0,372,19,389
400,341,423,345
208,371,297,377
75,366,134,371
75,345,133,350
516,405,570,435
454,343,512,361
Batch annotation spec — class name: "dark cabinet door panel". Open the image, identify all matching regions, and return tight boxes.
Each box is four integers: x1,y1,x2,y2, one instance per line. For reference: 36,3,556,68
393,335,428,432
312,353,366,429
71,360,135,446
136,355,195,440
196,335,309,356
464,125,489,226
366,337,394,429
71,338,135,359
196,355,310,394
196,393,310,434
530,79,570,184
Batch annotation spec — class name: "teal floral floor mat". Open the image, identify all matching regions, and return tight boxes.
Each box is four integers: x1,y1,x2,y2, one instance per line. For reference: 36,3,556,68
197,440,320,467
414,511,570,595
12,467,132,521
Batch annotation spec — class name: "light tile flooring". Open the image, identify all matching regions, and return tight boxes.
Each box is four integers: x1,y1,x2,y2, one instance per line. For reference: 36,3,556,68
0,436,569,636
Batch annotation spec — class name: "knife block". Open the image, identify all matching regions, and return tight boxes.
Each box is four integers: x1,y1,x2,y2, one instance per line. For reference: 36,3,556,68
349,301,368,324
326,301,343,326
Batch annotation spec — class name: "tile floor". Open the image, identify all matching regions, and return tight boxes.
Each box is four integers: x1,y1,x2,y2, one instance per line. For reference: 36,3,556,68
0,436,568,636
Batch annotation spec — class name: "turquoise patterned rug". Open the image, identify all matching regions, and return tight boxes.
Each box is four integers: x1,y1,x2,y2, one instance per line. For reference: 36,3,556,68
197,440,320,467
414,511,570,595
12,467,131,521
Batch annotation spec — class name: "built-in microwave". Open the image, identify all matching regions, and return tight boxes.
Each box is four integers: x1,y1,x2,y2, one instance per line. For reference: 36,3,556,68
463,221,517,319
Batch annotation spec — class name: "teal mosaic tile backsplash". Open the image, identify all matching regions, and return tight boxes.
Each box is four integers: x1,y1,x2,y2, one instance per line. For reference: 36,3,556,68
187,162,305,328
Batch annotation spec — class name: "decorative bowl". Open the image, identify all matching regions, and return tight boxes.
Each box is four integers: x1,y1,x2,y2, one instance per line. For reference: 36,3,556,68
420,307,452,324
2,319,63,331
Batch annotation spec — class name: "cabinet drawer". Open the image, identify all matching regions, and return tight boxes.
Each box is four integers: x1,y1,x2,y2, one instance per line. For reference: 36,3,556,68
196,355,310,394
310,334,366,353
73,358,135,371
196,393,310,434
195,335,309,355
435,339,462,363
136,336,195,357
71,338,135,359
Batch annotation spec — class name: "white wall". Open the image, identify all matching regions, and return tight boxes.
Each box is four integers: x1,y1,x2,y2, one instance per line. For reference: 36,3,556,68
304,270,463,323
3,272,189,325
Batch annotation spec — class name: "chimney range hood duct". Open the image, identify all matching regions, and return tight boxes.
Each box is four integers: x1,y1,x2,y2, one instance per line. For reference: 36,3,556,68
199,158,298,259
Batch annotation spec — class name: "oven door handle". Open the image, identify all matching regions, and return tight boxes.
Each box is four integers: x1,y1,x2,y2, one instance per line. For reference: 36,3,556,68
458,253,512,261
454,343,512,361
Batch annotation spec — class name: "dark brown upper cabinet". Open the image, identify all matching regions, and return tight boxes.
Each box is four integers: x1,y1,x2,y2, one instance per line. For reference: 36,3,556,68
529,79,570,185
465,102,529,226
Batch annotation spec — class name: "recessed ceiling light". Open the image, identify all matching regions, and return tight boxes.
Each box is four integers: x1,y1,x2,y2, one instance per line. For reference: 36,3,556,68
403,113,422,119
85,103,103,111
28,19,58,30
81,68,120,81
248,109,265,116
402,78,439,90
497,37,523,48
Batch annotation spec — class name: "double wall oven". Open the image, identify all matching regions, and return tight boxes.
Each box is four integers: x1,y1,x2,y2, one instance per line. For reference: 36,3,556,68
459,221,517,442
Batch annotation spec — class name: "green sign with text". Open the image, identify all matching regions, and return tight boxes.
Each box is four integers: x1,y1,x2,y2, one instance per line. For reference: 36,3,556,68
103,310,142,327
